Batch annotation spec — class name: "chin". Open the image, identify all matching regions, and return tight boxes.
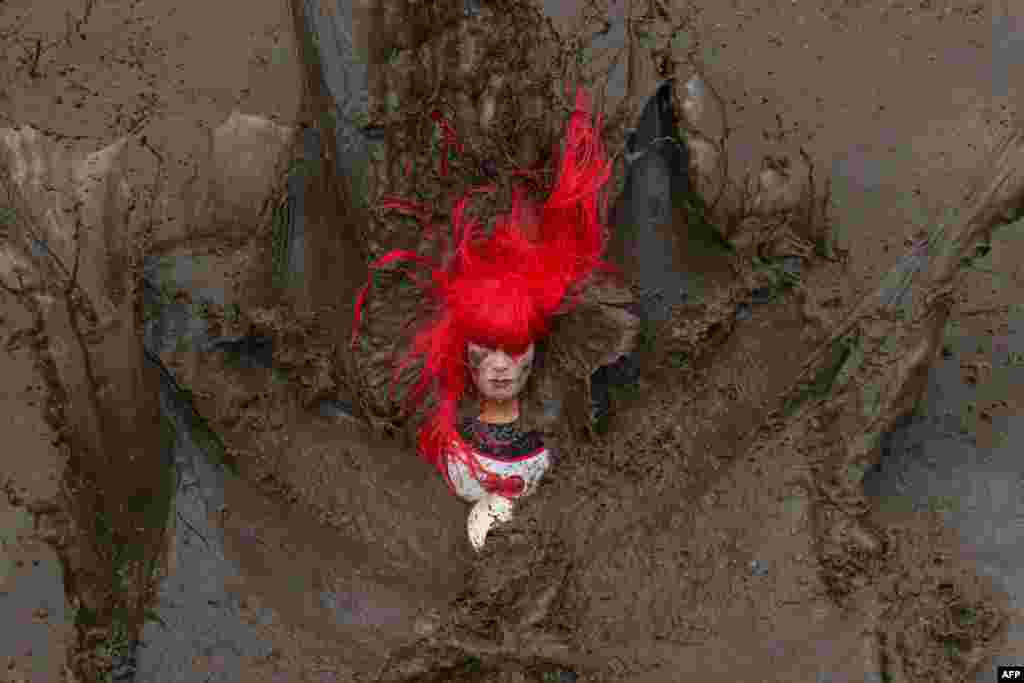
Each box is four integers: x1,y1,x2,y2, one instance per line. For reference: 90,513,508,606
486,387,519,400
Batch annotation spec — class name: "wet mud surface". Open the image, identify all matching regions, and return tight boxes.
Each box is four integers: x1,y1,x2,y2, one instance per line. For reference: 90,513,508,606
1,0,1023,682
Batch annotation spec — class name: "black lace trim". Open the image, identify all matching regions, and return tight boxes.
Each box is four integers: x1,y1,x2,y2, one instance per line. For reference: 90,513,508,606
456,417,545,461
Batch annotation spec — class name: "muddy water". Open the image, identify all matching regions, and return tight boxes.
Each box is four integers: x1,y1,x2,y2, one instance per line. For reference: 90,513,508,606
2,0,1024,681
0,298,75,683
866,319,1024,680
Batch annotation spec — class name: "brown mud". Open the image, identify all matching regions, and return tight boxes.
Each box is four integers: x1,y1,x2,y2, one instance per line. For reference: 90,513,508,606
1,0,1022,682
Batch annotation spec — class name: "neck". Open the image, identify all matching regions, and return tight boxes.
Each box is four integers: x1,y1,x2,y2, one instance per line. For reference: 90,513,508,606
479,398,520,424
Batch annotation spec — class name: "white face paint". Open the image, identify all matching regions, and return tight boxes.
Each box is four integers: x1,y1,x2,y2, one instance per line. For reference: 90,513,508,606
466,342,535,402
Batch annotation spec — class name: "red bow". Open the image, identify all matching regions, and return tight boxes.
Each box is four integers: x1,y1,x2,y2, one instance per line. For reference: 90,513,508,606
480,472,525,498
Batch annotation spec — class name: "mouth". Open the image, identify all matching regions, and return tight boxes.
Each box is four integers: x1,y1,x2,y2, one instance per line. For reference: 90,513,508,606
490,379,515,388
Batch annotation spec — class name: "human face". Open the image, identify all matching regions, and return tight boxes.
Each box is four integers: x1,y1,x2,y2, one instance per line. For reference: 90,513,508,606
466,342,535,402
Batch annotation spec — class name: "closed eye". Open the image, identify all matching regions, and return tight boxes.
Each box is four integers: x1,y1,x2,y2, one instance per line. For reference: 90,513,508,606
467,344,532,364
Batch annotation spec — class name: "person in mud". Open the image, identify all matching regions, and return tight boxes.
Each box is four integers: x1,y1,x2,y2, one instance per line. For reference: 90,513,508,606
350,89,640,549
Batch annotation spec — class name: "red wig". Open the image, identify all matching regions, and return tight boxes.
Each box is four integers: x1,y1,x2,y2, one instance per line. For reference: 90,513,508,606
352,88,615,491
